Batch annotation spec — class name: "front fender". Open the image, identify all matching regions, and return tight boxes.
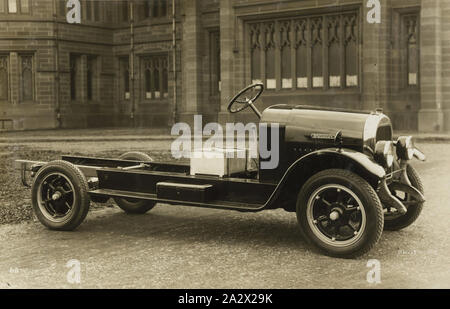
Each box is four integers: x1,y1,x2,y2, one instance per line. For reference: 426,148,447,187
265,148,385,210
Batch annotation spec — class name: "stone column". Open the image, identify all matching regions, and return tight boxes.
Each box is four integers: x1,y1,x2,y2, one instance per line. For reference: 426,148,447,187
442,0,450,131
79,55,88,104
218,0,235,124
179,0,201,126
361,0,390,112
418,0,444,132
9,52,19,105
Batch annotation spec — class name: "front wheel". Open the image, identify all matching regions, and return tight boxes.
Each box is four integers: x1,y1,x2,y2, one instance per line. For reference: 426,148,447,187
296,169,384,258
384,164,424,231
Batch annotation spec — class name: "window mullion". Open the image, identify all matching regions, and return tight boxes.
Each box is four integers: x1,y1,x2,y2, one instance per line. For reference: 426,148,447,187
323,15,329,91
275,21,281,91
340,15,345,89
307,18,312,90
291,19,296,90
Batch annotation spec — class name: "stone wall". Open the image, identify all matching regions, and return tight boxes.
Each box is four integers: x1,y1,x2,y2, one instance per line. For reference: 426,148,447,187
0,0,449,132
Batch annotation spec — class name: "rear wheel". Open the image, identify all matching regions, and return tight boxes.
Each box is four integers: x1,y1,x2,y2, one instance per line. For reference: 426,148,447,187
113,152,157,214
31,160,90,231
384,164,424,231
296,169,384,258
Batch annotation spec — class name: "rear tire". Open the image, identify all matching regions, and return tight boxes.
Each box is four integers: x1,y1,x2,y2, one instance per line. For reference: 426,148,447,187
31,160,90,231
113,152,157,214
296,169,384,258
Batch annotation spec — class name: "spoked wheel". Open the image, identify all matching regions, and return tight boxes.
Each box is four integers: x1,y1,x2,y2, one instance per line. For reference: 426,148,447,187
384,164,424,231
306,184,366,246
32,160,90,231
113,152,157,214
297,169,384,258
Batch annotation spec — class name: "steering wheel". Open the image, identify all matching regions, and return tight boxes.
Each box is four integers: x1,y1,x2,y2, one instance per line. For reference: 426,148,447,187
227,83,264,118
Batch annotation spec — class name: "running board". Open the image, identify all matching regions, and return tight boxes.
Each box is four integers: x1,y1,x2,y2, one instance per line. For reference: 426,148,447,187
89,189,265,212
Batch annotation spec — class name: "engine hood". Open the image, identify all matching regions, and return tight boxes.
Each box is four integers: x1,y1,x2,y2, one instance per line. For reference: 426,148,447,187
260,105,393,152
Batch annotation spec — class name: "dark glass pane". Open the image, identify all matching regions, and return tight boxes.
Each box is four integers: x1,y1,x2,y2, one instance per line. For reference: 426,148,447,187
70,55,77,100
122,0,129,22
20,0,29,13
265,47,275,87
87,57,96,101
344,14,358,87
22,69,32,100
160,0,167,16
251,49,261,83
329,44,340,88
21,56,33,101
345,42,358,87
144,0,150,18
105,1,113,22
154,67,160,98
312,44,323,88
59,0,66,16
85,0,92,20
152,0,159,17
94,1,100,21
210,31,220,95
0,57,7,101
145,69,151,92
87,72,92,100
405,15,419,86
163,68,168,96
122,57,130,99
296,46,307,88
281,47,291,88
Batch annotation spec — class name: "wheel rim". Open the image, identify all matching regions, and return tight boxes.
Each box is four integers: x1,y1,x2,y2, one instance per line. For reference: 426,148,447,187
306,184,367,247
37,173,76,222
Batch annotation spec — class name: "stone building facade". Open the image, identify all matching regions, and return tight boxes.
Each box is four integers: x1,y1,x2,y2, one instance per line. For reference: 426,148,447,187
0,0,449,132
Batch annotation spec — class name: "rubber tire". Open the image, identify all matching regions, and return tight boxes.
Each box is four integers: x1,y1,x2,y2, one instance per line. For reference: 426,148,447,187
384,164,424,231
296,169,384,258
31,160,90,231
113,152,157,214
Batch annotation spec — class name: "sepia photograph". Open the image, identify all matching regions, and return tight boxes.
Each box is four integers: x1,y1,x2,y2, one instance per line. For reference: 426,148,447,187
0,0,449,294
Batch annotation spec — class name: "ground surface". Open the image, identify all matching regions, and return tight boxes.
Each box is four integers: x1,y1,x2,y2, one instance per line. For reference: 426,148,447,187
0,133,449,288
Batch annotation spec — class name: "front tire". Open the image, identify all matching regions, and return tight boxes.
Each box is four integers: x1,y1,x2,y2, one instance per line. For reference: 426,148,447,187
296,169,384,258
384,164,424,231
113,152,157,214
31,160,90,231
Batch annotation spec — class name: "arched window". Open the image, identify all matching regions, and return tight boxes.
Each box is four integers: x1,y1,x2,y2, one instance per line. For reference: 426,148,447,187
154,60,160,99
142,55,168,101
249,11,359,91
20,55,33,102
120,56,130,100
143,0,168,19
404,14,419,87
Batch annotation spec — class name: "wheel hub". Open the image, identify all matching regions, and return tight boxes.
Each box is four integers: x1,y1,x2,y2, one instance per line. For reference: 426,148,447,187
329,210,340,221
52,191,62,201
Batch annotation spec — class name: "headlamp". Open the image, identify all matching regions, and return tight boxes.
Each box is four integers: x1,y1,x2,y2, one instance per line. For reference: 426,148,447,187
374,141,395,168
396,136,414,160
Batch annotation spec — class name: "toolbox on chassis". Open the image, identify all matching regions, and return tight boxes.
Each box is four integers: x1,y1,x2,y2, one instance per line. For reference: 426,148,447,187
16,83,426,258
